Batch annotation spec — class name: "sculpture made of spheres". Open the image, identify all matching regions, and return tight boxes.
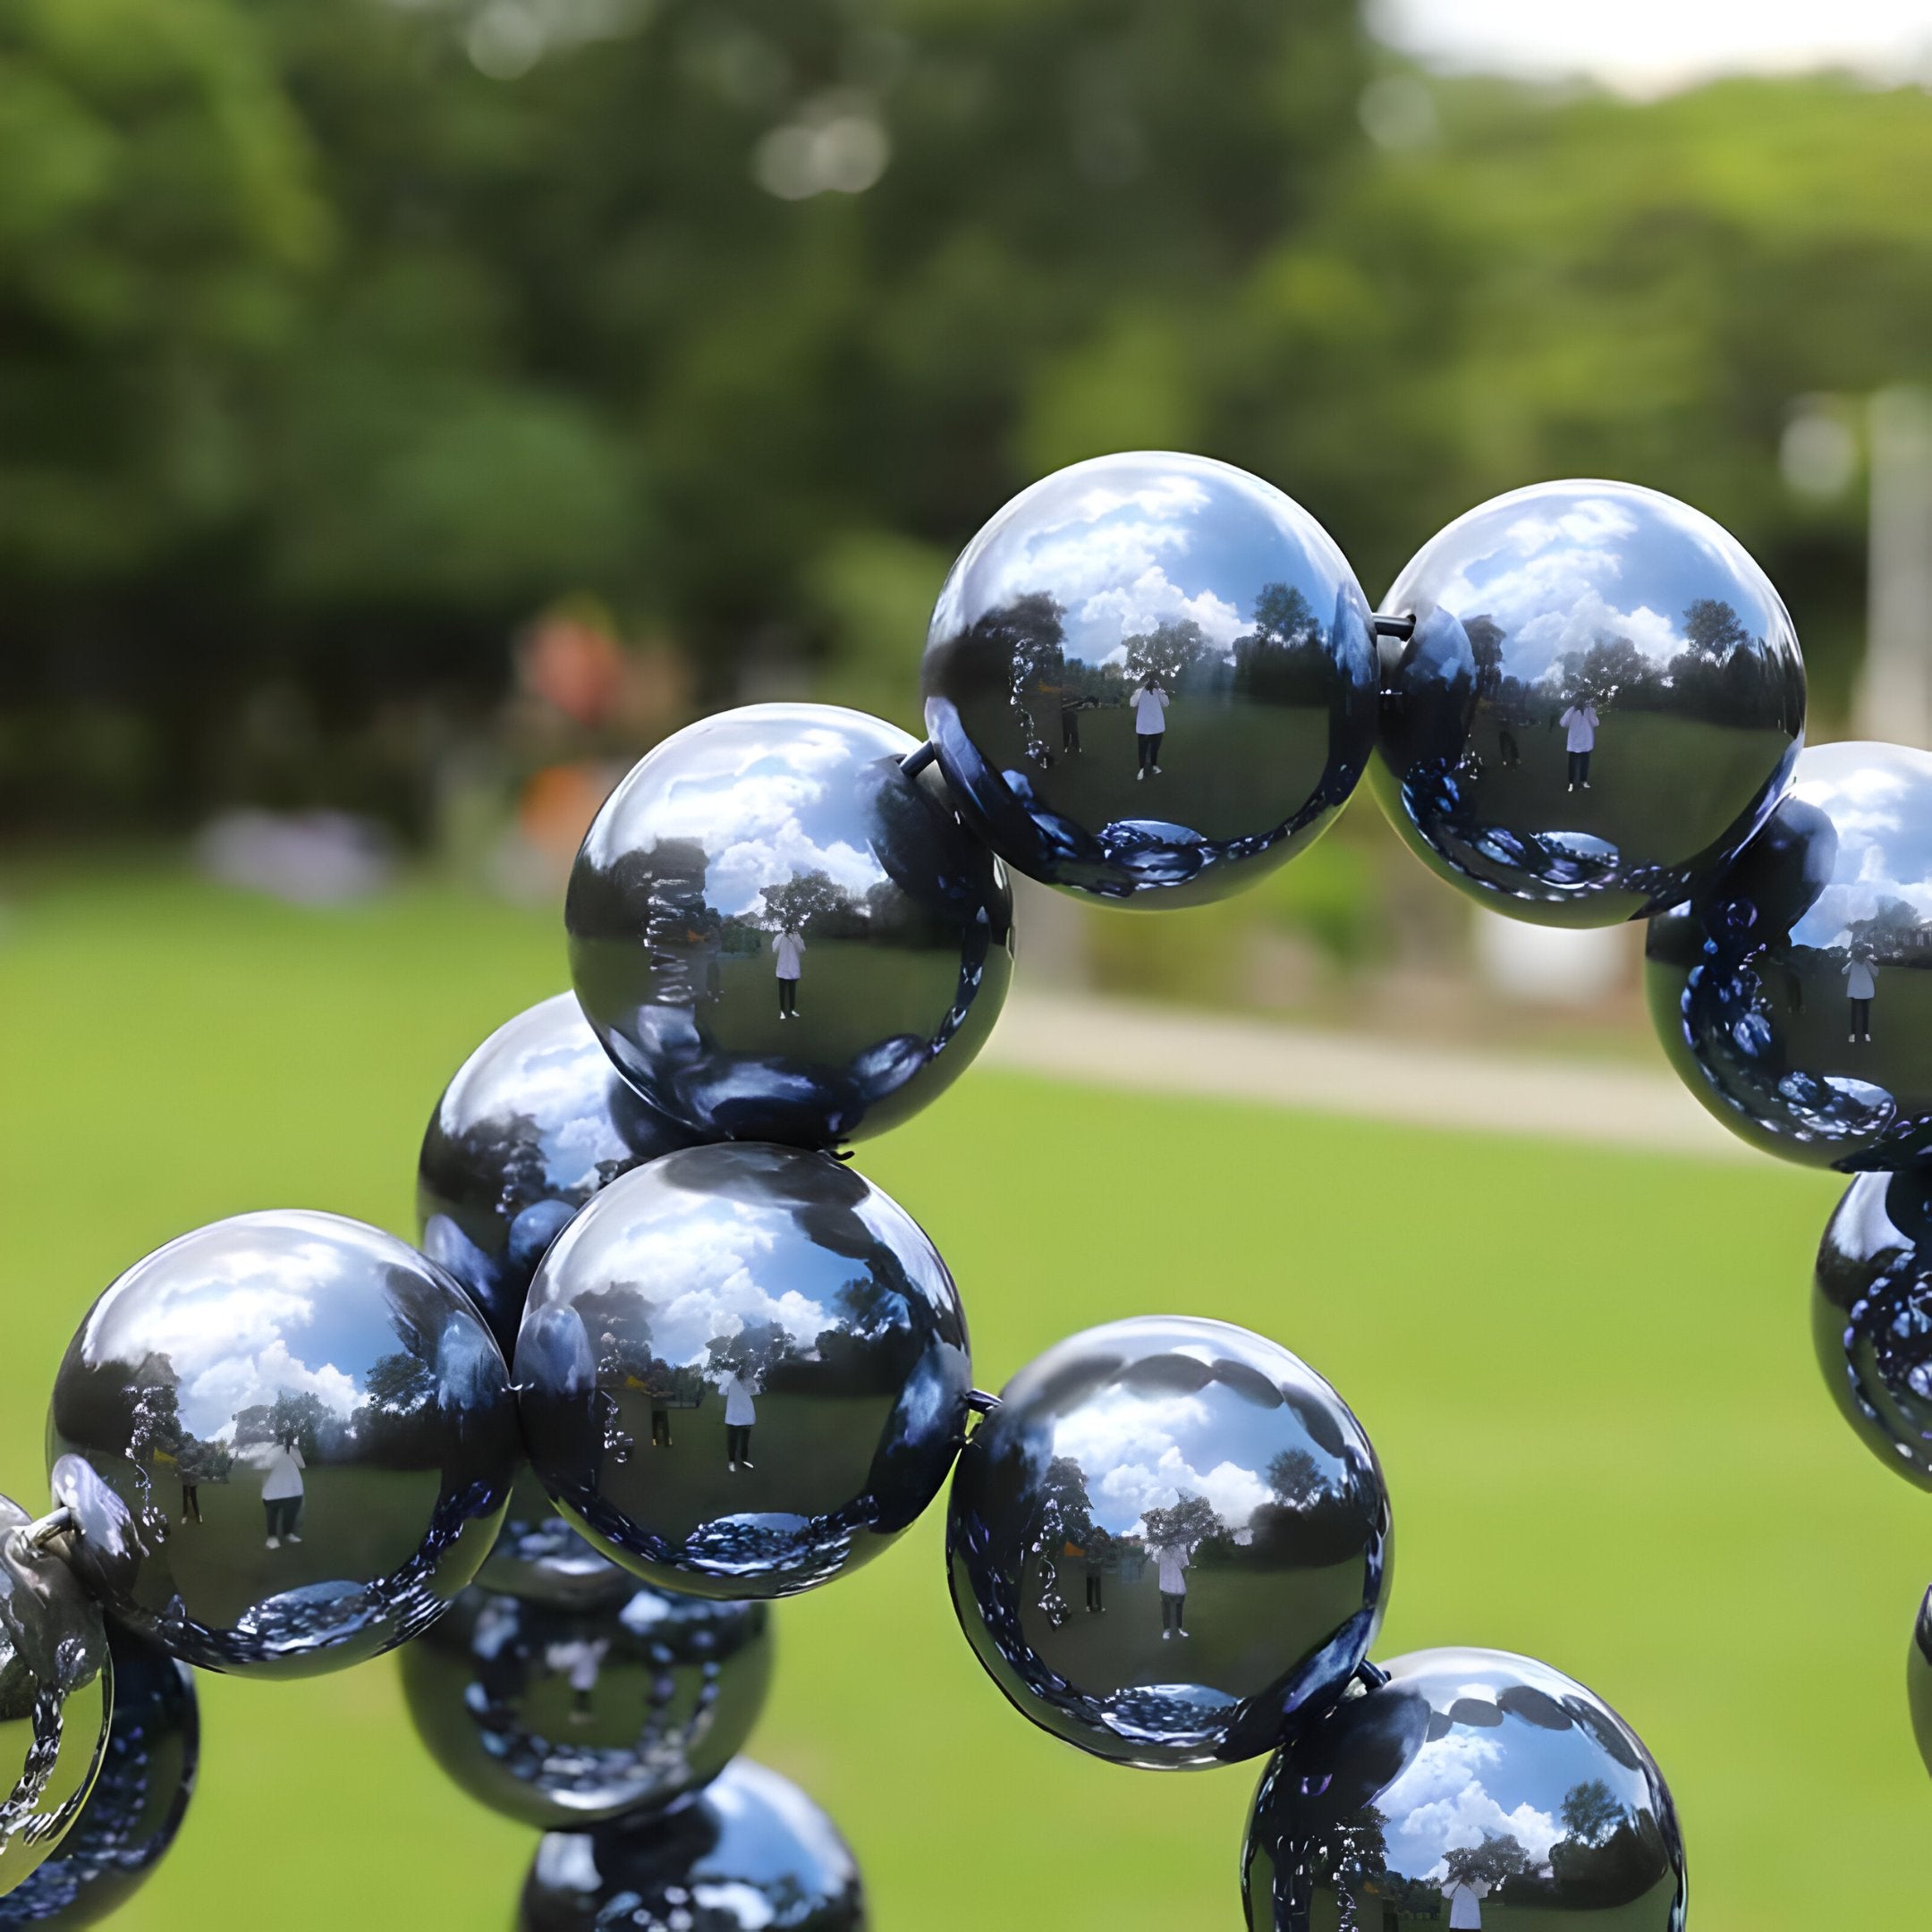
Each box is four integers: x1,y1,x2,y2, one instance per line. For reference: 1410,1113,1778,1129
520,1758,864,1932
1912,1586,1932,1777
1241,1648,1687,1932
517,1143,970,1599
475,1468,634,1611
418,994,698,1358
0,1625,196,1928
1374,479,1805,926
947,1317,1391,1770
566,704,1013,1149
399,1579,771,1829
1812,1168,1932,1487
919,451,1377,906
0,1498,113,1902
1647,741,1932,1169
47,1211,521,1677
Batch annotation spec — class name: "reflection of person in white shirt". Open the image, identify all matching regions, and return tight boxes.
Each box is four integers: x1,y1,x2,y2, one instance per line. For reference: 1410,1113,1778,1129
1560,702,1599,791
1444,1877,1489,1929
720,1368,758,1470
1151,1538,1191,1638
1844,949,1877,1043
262,1437,305,1549
1132,676,1170,778
545,1635,612,1723
773,927,805,1019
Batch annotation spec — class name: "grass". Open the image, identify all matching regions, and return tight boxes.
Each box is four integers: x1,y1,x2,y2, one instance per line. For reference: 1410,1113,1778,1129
0,863,1923,1931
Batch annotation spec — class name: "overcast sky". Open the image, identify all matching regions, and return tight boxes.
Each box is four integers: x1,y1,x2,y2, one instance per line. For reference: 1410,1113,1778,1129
1371,0,1932,96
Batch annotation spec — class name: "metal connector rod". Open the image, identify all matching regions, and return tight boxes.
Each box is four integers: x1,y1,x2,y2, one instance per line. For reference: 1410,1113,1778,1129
10,1505,76,1562
966,1389,1002,1416
1371,614,1416,641
1354,1658,1391,1690
900,741,938,779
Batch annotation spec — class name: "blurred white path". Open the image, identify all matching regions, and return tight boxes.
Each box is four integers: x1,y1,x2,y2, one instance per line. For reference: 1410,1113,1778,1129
981,991,1756,1163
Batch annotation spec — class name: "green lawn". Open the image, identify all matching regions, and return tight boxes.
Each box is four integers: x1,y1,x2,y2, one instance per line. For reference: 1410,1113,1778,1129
0,865,1923,1931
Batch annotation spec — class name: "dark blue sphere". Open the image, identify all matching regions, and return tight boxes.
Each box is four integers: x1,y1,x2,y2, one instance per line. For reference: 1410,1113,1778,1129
1648,741,1932,1169
566,704,1013,1149
1242,1648,1687,1931
399,1579,771,1829
947,1317,1390,1768
418,994,698,1358
1376,479,1804,926
519,1759,865,1931
516,1142,970,1599
1813,1168,1932,1487
920,452,1377,906
1912,1586,1931,1778
0,1625,196,1928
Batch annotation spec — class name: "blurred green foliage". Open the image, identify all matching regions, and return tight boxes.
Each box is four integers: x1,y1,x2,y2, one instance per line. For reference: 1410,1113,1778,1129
2,0,1928,834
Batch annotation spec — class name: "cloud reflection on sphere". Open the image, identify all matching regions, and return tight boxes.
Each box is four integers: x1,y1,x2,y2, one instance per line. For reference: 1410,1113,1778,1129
566,704,1013,1150
516,1143,970,1599
919,451,1377,906
418,994,699,1359
947,1316,1391,1769
1374,479,1805,926
1242,1648,1687,1932
1648,741,1932,1169
46,1211,521,1678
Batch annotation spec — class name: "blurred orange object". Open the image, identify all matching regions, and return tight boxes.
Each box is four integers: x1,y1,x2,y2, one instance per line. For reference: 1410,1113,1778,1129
518,761,621,861
519,607,626,725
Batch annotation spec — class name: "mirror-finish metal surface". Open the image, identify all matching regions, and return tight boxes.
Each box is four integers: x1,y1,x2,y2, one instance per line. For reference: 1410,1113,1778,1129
1648,741,1932,1169
517,1144,970,1600
947,1317,1391,1769
1242,1648,1687,1931
566,705,1013,1149
1912,1586,1931,1778
919,452,1377,907
1813,1169,1932,1487
0,1625,196,1927
1374,480,1805,927
476,1468,633,1610
520,1759,865,1932
0,1497,113,1902
399,1579,771,1829
418,993,699,1358
47,1211,521,1677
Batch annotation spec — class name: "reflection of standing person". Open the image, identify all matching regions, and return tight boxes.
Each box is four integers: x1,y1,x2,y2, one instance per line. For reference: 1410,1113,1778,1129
262,1436,305,1548
721,1368,758,1470
1498,724,1521,767
1444,1877,1488,1928
1152,1538,1190,1638
546,1636,611,1724
178,1442,204,1524
1560,700,1599,791
689,917,722,1004
1083,1544,1104,1613
648,1368,674,1449
773,926,805,1019
1132,675,1169,777
1844,948,1877,1043
1060,697,1084,755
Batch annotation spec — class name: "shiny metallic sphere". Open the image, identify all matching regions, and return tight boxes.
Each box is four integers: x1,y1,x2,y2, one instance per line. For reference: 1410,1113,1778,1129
566,703,1013,1149
399,1579,771,1829
47,1211,521,1677
474,1469,634,1611
1375,479,1805,926
0,1496,113,1902
920,451,1377,906
518,1759,864,1931
1814,1169,1932,1487
947,1316,1391,1769
516,1142,970,1599
418,993,698,1357
1242,1648,1687,1931
1648,741,1932,1169
0,1624,197,1928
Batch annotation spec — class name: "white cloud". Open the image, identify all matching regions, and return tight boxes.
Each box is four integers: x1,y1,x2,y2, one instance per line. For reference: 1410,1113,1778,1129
1051,1394,1273,1536
1379,1732,1561,1878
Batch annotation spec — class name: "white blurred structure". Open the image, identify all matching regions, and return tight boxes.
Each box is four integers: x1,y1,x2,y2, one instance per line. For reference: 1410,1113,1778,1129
1471,909,1631,1005
195,810,395,906
1860,386,1932,750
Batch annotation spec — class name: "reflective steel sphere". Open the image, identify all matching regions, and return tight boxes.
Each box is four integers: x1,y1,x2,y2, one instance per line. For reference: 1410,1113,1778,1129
47,1211,521,1677
1813,1170,1932,1487
1242,1648,1687,1931
519,1759,864,1932
475,1469,632,1610
1374,479,1805,926
399,1579,771,1828
1912,1586,1931,1777
516,1143,970,1599
566,704,1013,1148
947,1316,1391,1769
919,452,1377,906
1648,741,1932,1169
418,994,699,1357
0,1497,113,1900
0,1624,196,1927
